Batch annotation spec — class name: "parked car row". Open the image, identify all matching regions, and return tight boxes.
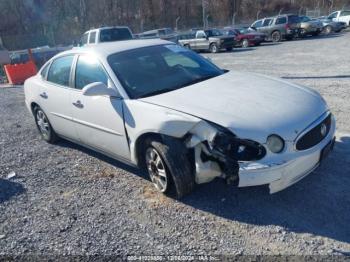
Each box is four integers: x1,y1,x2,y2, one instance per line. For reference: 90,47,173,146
249,11,349,42
77,11,348,57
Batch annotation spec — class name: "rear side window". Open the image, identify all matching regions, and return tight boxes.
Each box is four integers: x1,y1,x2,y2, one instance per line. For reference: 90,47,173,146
340,11,350,16
75,55,108,90
89,32,96,44
47,56,74,87
80,33,88,45
275,17,287,24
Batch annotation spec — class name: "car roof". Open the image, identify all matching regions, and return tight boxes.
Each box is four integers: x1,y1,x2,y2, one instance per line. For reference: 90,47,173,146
59,39,171,58
85,26,130,33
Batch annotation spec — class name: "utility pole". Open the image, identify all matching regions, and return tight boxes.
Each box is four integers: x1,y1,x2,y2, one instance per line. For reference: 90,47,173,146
175,17,180,31
202,0,206,29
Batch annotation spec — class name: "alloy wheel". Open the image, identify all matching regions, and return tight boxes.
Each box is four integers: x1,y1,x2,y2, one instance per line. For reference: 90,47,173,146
36,110,50,139
146,147,168,192
242,39,249,48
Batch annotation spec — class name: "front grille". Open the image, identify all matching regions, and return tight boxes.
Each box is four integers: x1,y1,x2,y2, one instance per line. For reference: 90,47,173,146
296,114,332,151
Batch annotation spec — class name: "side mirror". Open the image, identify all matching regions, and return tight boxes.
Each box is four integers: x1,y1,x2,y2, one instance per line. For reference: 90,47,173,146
82,82,121,98
250,26,257,31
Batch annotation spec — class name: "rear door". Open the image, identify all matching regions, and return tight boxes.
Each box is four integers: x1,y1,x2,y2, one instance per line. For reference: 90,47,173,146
69,54,130,160
38,55,77,139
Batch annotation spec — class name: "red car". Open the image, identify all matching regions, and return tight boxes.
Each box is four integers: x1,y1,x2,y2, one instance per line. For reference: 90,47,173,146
222,28,266,48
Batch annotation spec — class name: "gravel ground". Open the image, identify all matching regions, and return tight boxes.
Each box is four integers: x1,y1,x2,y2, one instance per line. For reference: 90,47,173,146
1,32,350,258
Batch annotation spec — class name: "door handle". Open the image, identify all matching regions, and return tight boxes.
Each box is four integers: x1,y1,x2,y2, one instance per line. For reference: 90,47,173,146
40,92,48,99
72,100,84,109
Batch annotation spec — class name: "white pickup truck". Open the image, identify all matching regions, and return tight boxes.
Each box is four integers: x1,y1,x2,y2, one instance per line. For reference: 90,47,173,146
328,10,350,26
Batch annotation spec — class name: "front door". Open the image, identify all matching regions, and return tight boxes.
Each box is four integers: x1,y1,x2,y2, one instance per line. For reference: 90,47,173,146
69,54,130,161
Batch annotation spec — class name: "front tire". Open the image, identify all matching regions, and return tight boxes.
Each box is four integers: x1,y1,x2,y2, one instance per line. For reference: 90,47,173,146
323,25,332,35
33,106,58,143
209,43,219,53
241,39,249,48
143,137,195,199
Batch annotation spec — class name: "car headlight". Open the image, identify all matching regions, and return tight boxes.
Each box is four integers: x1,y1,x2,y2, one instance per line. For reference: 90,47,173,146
209,129,266,161
266,135,285,153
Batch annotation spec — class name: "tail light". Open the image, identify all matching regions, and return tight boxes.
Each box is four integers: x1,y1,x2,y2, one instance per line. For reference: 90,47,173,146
285,24,291,30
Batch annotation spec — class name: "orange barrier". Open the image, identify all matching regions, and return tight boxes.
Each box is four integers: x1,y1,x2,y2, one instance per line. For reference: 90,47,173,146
4,61,37,85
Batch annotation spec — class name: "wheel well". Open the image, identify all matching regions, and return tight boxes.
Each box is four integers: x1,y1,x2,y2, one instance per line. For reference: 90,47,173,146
135,133,163,167
30,102,39,115
271,30,280,35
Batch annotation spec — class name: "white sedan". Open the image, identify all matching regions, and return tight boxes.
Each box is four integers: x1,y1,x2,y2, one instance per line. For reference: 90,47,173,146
24,39,336,198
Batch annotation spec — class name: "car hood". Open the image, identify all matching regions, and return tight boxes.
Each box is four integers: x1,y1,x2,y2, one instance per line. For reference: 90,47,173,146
140,71,328,143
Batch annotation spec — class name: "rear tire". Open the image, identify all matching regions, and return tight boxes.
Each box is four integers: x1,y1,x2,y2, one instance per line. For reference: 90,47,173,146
143,137,195,199
33,106,59,143
271,31,282,42
299,29,307,37
209,43,219,53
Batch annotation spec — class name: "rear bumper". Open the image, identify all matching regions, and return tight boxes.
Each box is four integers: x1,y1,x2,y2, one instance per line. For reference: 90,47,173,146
238,115,336,193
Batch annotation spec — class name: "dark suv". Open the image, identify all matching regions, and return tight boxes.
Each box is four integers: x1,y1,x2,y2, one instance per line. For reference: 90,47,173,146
250,14,300,42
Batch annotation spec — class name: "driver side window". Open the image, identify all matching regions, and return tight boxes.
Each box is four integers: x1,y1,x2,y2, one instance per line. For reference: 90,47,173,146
328,12,337,19
75,55,108,90
196,32,207,38
253,20,263,28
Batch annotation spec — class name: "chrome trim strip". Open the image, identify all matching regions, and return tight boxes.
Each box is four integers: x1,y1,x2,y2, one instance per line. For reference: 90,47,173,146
293,111,331,150
51,112,123,137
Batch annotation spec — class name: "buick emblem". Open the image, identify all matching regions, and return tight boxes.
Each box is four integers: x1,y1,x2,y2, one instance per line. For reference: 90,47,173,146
320,123,327,137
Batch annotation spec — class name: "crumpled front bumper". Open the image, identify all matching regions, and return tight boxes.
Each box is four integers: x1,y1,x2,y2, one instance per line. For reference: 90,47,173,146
238,116,336,193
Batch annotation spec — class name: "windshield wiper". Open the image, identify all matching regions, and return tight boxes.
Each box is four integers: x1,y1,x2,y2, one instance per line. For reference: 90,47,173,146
138,88,177,98
177,74,218,88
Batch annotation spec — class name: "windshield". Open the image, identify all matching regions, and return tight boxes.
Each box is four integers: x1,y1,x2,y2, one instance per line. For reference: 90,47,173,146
301,16,311,22
205,29,223,37
108,45,224,99
238,28,249,34
100,28,132,42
